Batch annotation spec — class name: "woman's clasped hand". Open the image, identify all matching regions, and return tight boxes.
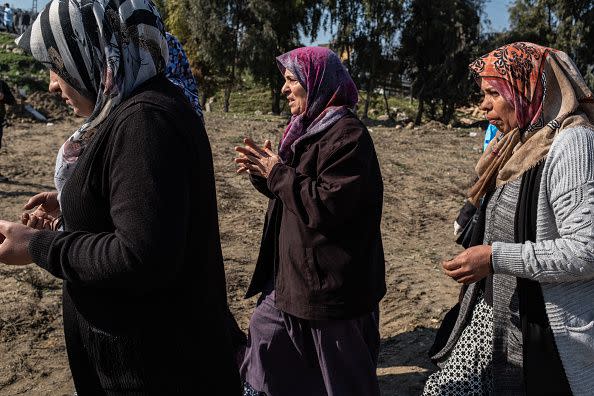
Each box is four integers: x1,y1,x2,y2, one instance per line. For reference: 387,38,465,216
234,137,280,178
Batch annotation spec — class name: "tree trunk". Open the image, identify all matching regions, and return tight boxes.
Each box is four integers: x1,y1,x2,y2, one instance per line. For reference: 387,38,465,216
224,11,241,114
382,86,390,117
363,92,371,118
270,74,282,114
224,61,236,113
223,85,232,113
428,100,436,120
442,102,454,125
271,88,281,115
200,87,207,109
363,77,374,119
415,83,425,125
415,98,424,125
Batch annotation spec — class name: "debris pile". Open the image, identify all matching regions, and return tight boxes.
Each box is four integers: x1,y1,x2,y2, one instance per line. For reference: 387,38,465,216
7,91,70,122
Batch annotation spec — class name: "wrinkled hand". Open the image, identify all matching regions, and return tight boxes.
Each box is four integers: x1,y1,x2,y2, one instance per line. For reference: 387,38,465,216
234,138,280,178
0,220,37,265
21,191,61,230
442,244,493,284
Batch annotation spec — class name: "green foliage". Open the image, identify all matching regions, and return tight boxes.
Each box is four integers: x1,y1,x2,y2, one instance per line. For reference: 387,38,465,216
506,0,594,89
327,0,404,118
400,0,484,124
164,0,324,114
209,84,275,114
160,0,592,122
205,83,418,122
152,0,167,21
508,0,556,45
0,32,15,46
0,33,47,93
240,0,312,114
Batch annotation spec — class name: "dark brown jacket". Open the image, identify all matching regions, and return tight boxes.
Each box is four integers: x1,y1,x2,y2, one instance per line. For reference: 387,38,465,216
246,113,386,320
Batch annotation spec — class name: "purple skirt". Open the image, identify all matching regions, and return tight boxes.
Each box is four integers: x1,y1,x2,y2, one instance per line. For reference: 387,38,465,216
241,289,380,396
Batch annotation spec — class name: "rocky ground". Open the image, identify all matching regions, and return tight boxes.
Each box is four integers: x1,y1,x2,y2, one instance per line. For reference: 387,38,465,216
0,110,485,395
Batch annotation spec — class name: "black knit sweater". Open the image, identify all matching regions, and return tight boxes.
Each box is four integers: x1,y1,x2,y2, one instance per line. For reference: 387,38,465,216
29,76,241,394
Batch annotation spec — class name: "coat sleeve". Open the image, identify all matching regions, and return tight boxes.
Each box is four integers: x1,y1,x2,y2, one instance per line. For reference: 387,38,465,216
266,123,380,232
28,105,193,289
249,174,275,199
492,127,594,283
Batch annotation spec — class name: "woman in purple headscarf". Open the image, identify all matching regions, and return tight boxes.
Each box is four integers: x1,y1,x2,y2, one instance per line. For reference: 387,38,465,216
234,47,386,396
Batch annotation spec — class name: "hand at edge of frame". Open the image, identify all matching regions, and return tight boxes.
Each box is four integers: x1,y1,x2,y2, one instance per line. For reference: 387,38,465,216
0,220,37,266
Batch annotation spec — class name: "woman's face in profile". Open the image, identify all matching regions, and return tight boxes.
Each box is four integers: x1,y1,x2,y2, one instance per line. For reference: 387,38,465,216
479,79,518,134
281,69,306,116
49,70,94,118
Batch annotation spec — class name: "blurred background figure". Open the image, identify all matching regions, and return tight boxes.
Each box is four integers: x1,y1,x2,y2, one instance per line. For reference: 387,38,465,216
19,10,29,34
3,3,13,33
483,123,498,152
0,77,15,182
165,32,204,122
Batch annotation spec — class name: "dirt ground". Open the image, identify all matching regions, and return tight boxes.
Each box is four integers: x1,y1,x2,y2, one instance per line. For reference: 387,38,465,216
0,111,485,395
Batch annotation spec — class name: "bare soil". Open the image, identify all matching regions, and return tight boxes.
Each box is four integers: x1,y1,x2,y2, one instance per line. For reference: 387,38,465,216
0,112,485,395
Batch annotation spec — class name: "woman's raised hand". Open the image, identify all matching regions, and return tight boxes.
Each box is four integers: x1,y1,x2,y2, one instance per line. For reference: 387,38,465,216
21,191,61,230
234,138,280,178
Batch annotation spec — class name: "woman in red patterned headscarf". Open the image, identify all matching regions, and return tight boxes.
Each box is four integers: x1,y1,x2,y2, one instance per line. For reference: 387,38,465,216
426,42,594,396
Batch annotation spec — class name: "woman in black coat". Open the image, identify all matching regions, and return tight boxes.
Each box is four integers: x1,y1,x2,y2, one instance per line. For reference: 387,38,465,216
234,47,385,396
0,1,240,394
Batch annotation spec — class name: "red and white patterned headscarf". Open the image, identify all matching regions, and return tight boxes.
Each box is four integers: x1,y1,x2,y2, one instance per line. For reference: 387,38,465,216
467,42,594,205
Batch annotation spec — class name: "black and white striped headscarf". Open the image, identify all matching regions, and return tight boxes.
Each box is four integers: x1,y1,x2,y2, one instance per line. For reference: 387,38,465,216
16,0,168,198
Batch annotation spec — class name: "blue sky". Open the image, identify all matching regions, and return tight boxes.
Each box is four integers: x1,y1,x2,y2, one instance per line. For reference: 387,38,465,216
484,0,513,33
11,0,512,35
8,0,48,11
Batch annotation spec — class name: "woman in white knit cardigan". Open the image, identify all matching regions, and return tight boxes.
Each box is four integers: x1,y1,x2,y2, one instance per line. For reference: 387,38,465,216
425,42,594,396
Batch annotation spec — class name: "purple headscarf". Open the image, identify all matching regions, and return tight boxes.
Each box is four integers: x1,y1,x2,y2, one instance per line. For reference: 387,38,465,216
276,47,358,162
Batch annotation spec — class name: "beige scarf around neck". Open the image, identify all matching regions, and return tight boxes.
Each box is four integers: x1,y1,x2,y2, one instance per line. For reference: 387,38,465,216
468,48,594,207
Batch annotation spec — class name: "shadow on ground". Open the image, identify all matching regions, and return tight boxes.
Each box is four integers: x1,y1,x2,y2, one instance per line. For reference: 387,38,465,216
378,327,438,395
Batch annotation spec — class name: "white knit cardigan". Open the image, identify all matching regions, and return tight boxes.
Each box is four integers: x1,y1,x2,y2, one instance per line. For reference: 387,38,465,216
493,125,594,396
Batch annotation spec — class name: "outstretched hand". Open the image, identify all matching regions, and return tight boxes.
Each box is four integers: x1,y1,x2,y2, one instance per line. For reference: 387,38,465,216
442,244,493,284
0,220,37,266
234,138,280,178
21,191,61,230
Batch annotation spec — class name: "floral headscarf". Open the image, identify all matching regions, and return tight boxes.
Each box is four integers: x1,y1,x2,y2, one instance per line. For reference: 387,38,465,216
467,42,594,206
276,46,358,162
165,32,203,119
16,0,168,199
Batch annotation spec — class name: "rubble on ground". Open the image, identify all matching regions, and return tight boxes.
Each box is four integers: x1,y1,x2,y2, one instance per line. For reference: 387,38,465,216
7,91,70,122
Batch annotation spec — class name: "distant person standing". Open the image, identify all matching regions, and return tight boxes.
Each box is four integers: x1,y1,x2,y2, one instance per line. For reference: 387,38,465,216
0,78,15,182
20,10,29,34
3,3,13,33
13,8,20,34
